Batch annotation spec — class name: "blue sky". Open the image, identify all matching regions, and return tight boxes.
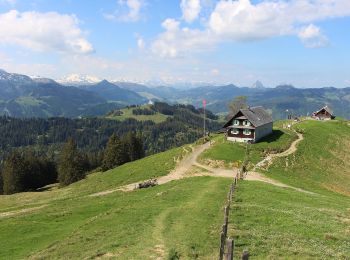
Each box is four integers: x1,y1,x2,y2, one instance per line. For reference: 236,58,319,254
0,0,349,88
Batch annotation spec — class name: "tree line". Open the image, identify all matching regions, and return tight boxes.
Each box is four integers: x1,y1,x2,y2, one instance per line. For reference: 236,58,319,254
0,132,144,194
0,102,221,194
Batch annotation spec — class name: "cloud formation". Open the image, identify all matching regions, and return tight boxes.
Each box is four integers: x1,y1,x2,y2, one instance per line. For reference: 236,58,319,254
151,0,350,58
0,10,94,54
104,0,144,22
298,24,328,48
151,18,215,58
181,0,201,23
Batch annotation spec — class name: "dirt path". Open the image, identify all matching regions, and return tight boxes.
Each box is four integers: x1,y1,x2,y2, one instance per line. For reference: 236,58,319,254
245,171,315,194
149,209,169,259
0,205,47,219
244,131,315,194
90,142,237,197
253,132,304,171
91,131,308,197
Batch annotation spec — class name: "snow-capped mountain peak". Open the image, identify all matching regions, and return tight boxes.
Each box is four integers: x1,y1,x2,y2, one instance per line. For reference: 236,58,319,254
0,69,33,84
57,74,102,85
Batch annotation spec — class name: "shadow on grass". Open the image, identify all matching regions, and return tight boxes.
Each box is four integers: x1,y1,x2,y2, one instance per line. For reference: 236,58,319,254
258,130,284,143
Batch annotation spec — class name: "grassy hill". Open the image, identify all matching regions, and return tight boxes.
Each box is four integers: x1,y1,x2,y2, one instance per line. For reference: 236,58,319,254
106,104,170,123
0,145,231,259
190,119,350,258
0,120,349,259
199,127,297,168
268,120,350,195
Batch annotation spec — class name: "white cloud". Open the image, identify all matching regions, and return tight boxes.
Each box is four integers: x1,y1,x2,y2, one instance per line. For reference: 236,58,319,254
0,10,94,54
181,0,201,23
151,0,350,58
105,0,144,22
207,0,350,41
151,18,215,58
298,24,328,48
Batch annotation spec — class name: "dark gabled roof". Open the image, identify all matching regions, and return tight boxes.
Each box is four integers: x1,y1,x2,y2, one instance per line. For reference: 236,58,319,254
314,106,334,116
223,106,273,128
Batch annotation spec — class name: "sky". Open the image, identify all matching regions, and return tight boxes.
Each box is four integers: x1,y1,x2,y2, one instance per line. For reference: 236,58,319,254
0,0,349,88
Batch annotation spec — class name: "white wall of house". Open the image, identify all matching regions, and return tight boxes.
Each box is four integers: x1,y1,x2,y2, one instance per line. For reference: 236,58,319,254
227,136,254,143
254,122,273,142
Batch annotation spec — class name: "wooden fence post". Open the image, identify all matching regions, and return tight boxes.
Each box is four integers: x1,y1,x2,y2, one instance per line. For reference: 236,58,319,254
224,206,229,227
225,238,234,260
219,231,225,260
242,250,249,260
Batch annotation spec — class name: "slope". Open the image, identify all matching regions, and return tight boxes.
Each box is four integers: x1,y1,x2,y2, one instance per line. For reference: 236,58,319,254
0,144,231,259
196,119,350,258
228,120,350,258
267,120,350,195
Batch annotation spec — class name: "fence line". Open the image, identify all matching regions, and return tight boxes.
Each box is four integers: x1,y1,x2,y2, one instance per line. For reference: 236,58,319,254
219,165,250,260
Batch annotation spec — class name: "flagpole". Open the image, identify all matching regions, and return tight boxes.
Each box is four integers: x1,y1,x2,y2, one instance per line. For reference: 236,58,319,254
204,105,206,138
203,99,206,139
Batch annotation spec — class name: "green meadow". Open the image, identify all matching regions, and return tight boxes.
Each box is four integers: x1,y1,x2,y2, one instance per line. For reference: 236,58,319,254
229,120,350,258
199,127,297,167
106,105,170,123
0,120,349,259
0,145,231,259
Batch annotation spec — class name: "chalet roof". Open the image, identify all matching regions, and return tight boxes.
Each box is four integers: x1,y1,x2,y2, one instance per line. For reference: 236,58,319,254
223,106,273,128
314,106,334,116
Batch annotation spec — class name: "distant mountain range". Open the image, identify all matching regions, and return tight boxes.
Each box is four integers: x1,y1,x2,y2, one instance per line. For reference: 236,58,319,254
1,69,350,119
0,69,145,117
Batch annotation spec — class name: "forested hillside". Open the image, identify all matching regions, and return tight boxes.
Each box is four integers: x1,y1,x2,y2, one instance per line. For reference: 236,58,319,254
0,102,219,159
0,102,220,195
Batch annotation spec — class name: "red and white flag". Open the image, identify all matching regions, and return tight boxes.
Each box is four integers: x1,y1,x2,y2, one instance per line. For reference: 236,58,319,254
202,99,207,108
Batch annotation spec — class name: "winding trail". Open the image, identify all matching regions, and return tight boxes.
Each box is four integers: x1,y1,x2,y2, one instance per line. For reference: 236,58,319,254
90,130,310,197
253,132,304,171
244,131,315,194
90,142,237,197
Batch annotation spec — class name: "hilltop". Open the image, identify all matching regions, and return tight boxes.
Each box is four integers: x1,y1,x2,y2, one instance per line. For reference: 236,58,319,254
0,119,349,258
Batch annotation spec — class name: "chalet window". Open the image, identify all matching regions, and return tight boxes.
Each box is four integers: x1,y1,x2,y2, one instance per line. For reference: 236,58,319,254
233,120,239,126
243,120,251,126
231,129,239,135
243,129,251,135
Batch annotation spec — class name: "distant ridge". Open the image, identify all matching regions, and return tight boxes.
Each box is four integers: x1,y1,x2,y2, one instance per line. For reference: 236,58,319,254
251,80,265,89
77,80,147,105
1,69,350,119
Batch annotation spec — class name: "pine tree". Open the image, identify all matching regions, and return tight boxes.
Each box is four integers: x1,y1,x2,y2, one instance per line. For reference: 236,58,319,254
102,134,127,171
58,139,86,186
0,168,3,195
2,151,26,194
123,132,145,162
